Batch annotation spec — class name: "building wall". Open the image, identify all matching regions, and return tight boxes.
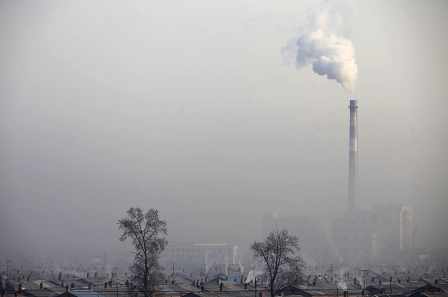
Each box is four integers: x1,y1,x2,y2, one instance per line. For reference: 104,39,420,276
160,243,238,267
262,204,413,263
262,213,337,263
372,204,414,258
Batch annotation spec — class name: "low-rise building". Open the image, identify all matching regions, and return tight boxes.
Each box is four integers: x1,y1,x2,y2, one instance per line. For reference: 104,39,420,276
160,243,238,268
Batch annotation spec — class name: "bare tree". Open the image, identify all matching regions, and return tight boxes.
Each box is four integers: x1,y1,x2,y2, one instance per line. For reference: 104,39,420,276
118,208,168,297
250,229,304,297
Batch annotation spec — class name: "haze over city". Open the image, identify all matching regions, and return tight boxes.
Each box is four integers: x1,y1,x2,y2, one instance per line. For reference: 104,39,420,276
1,0,447,264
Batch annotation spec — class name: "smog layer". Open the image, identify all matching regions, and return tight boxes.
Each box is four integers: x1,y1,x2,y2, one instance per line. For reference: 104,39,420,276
1,1,447,265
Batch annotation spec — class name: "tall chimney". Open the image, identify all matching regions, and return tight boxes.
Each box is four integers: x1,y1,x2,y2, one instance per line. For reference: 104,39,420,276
348,99,359,212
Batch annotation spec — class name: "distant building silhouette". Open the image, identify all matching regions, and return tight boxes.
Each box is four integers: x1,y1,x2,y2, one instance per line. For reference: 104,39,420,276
262,204,414,263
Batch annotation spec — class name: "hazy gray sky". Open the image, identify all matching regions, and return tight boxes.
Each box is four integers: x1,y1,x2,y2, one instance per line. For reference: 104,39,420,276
1,0,447,260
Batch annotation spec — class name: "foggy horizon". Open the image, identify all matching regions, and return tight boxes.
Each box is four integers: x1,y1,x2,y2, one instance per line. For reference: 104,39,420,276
1,0,447,263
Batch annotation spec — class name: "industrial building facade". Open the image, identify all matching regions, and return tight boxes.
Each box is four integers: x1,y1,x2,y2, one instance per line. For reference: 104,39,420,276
262,204,414,263
159,243,238,268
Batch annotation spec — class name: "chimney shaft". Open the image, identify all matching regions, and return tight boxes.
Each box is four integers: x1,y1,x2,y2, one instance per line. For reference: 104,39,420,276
348,99,359,212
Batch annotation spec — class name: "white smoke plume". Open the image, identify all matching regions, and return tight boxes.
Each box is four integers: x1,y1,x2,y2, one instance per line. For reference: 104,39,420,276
339,266,351,275
284,1,358,92
338,280,347,290
91,258,101,265
225,257,228,276
205,250,210,274
245,264,265,284
398,260,411,274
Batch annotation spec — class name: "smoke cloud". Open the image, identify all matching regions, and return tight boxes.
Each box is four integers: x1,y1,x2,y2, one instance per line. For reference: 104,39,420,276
205,250,210,274
245,264,265,284
285,1,358,92
338,280,347,290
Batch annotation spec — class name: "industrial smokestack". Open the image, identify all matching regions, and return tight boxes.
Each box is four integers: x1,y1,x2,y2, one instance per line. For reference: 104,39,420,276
348,100,359,212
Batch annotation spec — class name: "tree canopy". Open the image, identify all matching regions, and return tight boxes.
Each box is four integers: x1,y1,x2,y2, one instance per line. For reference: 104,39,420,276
250,229,304,297
118,207,168,297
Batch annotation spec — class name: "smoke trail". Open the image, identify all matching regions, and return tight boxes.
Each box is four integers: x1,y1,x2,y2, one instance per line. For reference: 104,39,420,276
91,258,101,265
317,215,341,259
238,247,246,276
338,280,347,290
205,250,210,274
398,261,410,274
245,264,265,284
239,261,244,276
338,266,349,275
284,1,358,92
225,257,228,276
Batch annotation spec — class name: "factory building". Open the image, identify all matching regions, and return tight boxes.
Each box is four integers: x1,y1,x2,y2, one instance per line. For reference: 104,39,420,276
262,204,414,263
159,243,238,268
261,100,415,264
